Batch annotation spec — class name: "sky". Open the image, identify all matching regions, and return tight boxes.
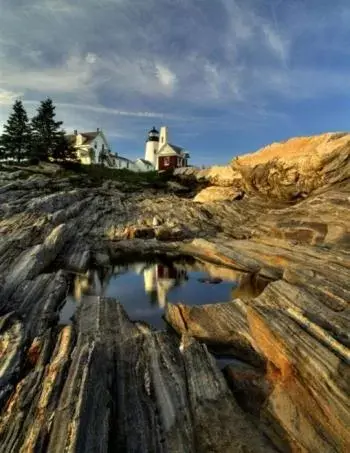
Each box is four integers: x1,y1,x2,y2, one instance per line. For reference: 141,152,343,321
1,0,350,166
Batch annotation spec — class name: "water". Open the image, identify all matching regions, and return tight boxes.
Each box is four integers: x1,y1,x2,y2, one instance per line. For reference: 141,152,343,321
59,256,269,328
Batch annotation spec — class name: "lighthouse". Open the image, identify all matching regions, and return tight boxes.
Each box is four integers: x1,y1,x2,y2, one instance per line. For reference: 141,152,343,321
144,127,159,167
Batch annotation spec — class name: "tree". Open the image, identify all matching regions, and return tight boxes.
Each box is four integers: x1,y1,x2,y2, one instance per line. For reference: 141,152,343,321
30,98,76,162
51,133,77,162
0,100,31,162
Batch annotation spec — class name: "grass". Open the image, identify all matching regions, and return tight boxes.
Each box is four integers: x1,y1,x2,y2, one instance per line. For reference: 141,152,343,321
0,160,175,190
60,162,173,188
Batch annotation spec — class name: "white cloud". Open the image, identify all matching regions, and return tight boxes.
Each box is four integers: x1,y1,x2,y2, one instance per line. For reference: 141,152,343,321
155,64,177,91
30,0,78,14
0,90,23,105
0,52,96,95
85,53,97,64
50,102,178,119
262,24,289,62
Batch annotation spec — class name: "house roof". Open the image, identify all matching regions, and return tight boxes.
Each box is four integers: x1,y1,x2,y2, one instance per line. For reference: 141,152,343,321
66,131,101,146
157,143,186,156
81,132,99,144
168,144,184,154
136,158,154,166
116,155,133,162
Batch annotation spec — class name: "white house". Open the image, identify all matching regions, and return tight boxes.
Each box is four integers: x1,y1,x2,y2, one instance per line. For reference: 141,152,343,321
114,155,138,171
66,128,118,167
145,126,189,171
134,158,155,172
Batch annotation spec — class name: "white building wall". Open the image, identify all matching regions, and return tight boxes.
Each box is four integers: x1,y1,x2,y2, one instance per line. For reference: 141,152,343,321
90,135,109,163
159,126,169,146
114,158,139,171
145,141,158,167
134,160,155,172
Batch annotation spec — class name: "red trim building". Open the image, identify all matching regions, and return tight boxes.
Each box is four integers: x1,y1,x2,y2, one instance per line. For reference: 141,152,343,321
144,126,190,170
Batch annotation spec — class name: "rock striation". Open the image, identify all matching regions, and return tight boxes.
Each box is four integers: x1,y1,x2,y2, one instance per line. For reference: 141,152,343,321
176,131,350,202
0,132,349,453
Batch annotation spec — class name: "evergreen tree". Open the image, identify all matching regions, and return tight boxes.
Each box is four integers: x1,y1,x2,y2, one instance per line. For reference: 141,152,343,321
51,133,77,162
0,100,31,162
30,98,76,162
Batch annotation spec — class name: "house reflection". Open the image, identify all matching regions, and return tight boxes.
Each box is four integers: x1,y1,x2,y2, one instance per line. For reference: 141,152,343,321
73,267,112,301
143,263,188,307
72,262,188,307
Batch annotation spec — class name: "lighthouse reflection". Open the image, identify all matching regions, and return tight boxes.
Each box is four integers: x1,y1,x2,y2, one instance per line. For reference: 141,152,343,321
66,257,270,327
143,263,188,307
72,262,189,308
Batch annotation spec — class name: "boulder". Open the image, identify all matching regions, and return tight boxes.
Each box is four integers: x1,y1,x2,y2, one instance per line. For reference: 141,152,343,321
194,186,244,203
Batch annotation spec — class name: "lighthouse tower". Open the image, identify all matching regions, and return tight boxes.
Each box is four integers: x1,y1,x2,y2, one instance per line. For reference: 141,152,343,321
144,127,159,167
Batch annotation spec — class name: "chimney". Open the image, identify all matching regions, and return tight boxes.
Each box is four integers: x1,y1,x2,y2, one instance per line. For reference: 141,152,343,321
74,129,78,135
97,127,100,132
159,126,169,145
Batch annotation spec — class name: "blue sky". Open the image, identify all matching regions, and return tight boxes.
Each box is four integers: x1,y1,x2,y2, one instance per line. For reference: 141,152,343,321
1,0,350,166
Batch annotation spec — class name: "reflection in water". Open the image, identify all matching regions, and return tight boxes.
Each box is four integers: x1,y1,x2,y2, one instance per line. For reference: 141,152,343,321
61,257,270,327
72,262,189,308
143,264,188,308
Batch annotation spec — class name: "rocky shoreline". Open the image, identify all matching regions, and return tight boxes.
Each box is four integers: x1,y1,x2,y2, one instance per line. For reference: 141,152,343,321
0,132,349,452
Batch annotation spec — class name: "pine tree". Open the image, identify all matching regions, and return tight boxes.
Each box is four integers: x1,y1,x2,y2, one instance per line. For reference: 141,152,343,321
51,133,77,162
30,98,76,162
0,100,31,162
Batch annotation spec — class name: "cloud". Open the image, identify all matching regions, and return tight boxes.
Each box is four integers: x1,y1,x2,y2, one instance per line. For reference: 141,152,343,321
0,89,23,105
0,52,96,97
155,64,177,92
29,0,79,15
47,102,181,119
261,24,289,63
85,53,97,64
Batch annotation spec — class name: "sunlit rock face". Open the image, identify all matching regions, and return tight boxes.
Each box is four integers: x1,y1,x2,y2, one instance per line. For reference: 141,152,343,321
178,131,350,201
194,186,244,203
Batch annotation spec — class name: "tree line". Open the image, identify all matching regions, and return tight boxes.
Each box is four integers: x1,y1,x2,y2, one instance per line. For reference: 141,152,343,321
0,98,76,163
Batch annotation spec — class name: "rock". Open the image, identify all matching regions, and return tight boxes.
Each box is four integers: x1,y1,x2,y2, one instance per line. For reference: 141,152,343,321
64,240,91,272
155,226,187,241
231,132,350,200
174,165,242,187
165,302,265,368
166,180,190,193
0,134,349,451
0,312,24,410
165,266,350,451
173,166,200,181
152,215,162,226
194,186,244,203
2,224,74,299
0,326,74,453
94,251,110,267
223,362,272,417
27,189,86,214
124,226,155,239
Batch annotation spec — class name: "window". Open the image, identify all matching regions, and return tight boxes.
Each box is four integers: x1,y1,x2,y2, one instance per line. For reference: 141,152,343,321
164,157,170,166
